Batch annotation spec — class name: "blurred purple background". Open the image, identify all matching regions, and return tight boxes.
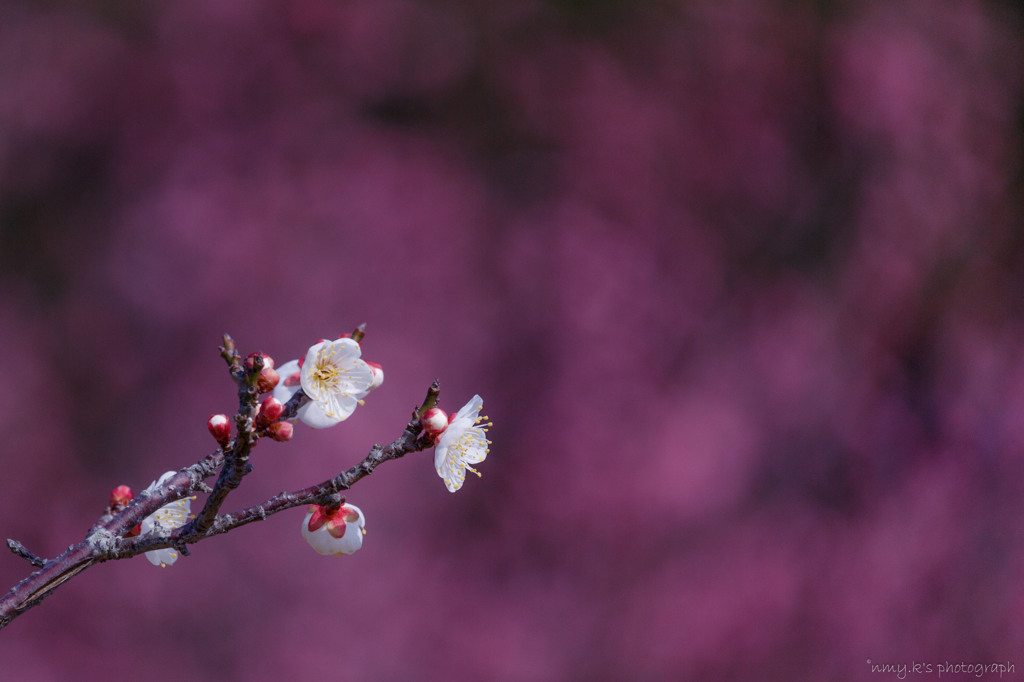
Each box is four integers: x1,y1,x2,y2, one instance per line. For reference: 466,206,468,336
1,0,1023,679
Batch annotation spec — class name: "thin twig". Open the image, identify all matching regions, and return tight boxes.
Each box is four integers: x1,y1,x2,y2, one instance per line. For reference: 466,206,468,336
5,541,45,568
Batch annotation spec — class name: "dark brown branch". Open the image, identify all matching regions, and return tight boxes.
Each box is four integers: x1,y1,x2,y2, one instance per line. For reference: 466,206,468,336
0,542,97,629
280,389,310,422
190,343,263,535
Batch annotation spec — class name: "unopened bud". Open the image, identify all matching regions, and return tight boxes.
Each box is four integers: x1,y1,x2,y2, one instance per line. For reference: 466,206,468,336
109,485,134,509
257,367,280,393
366,361,384,391
420,407,449,440
268,421,293,442
208,414,232,444
245,352,275,372
257,397,285,427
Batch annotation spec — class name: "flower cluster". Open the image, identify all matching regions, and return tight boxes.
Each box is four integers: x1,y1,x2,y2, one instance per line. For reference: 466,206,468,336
136,336,489,567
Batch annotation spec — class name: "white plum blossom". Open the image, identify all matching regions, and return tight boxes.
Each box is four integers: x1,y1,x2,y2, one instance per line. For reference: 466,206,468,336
434,395,491,493
300,339,372,427
272,338,380,429
301,503,366,556
140,471,194,568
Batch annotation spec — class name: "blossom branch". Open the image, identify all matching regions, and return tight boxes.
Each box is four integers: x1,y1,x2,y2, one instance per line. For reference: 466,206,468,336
0,330,489,632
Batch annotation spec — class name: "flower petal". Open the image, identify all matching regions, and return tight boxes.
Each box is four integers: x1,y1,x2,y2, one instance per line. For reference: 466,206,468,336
296,400,355,428
272,359,302,405
145,548,180,567
450,395,483,429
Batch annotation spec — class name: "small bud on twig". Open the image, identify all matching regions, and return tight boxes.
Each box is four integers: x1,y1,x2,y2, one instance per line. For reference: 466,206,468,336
208,414,232,445
109,485,134,510
420,407,449,441
256,397,284,428
257,367,280,393
267,421,293,441
245,352,274,372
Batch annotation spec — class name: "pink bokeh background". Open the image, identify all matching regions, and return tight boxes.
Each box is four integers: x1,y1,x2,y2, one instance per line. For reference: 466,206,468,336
1,0,1023,679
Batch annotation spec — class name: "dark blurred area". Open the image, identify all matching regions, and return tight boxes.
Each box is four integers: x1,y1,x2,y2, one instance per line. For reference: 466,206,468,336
1,0,1022,679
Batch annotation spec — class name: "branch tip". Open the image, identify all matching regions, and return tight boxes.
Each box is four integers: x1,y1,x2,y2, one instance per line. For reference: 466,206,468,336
416,380,441,417
7,540,46,568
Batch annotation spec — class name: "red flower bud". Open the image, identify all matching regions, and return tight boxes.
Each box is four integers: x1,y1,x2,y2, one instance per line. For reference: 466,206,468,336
257,397,284,427
245,352,275,372
109,485,134,509
208,414,232,445
257,367,280,393
267,421,293,442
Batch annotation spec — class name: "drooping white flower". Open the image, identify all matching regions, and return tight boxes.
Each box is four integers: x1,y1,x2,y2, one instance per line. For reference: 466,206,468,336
301,503,366,556
140,471,194,568
273,338,381,429
434,395,491,493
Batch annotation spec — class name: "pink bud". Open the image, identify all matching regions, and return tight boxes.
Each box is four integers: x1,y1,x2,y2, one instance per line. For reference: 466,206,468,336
109,485,134,509
257,397,284,427
420,407,449,439
245,352,275,372
268,421,293,442
208,414,231,445
257,367,280,393
365,361,384,391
